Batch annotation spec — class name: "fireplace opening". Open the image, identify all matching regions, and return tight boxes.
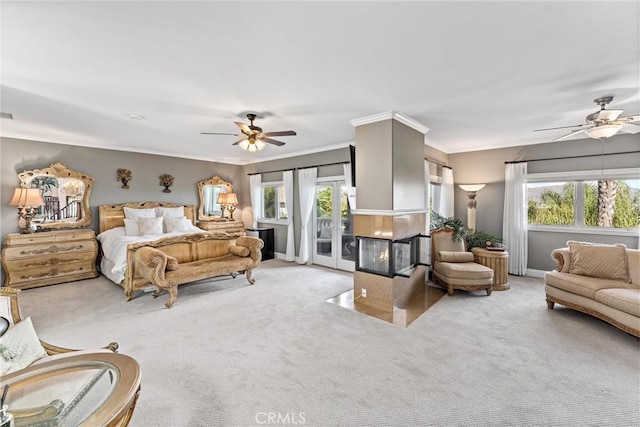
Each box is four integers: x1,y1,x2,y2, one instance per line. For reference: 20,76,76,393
356,234,430,277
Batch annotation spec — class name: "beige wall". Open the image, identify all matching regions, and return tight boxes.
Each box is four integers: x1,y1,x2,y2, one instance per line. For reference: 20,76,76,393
392,120,426,210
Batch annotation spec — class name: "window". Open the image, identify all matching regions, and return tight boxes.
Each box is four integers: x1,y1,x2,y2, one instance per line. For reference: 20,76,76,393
262,184,287,220
527,171,640,233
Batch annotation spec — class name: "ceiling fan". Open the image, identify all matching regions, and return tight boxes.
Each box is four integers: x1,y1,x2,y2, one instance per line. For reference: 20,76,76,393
201,113,297,152
533,96,640,141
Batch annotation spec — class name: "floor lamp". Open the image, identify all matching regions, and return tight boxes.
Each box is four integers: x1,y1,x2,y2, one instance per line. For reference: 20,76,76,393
459,184,485,234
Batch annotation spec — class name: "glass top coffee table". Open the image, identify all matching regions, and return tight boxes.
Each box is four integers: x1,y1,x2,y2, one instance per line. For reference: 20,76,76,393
2,350,141,427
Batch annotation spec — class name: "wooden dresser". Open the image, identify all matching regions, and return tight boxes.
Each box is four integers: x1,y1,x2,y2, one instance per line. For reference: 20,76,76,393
2,229,99,289
197,220,246,234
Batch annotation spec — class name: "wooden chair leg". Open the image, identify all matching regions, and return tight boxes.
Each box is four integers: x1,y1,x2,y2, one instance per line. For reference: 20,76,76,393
546,299,555,309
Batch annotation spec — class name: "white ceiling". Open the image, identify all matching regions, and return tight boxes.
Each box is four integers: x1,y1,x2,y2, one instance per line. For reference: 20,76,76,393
2,1,639,165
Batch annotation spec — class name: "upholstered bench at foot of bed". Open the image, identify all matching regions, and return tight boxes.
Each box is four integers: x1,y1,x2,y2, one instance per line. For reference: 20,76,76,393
133,236,263,308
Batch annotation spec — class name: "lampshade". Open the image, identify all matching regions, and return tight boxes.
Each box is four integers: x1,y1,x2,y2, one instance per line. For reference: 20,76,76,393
216,193,228,204
239,139,250,150
255,140,266,151
225,193,238,205
585,124,622,140
459,184,486,192
9,188,44,207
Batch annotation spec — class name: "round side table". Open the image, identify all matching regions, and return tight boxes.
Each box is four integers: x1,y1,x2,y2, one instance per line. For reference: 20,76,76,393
471,247,510,291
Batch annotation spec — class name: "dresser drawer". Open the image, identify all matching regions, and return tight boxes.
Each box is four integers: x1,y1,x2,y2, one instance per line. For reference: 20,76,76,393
3,241,96,260
6,251,96,270
5,234,56,245
7,260,94,286
54,230,95,242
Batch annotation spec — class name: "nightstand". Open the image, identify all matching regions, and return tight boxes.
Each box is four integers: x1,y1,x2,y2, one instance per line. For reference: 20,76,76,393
2,229,99,289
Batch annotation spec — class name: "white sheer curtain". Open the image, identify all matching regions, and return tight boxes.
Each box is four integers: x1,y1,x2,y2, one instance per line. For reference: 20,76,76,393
439,167,454,218
425,160,432,232
283,170,295,262
343,163,356,209
249,174,262,229
503,163,528,275
297,168,318,264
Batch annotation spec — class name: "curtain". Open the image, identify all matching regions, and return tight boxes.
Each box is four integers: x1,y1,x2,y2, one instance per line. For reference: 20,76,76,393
249,174,262,229
283,170,295,262
343,163,356,210
297,168,318,264
439,167,454,218
425,160,432,232
503,163,528,275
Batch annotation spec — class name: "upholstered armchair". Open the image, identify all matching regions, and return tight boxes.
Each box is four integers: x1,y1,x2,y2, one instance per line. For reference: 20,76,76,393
431,227,494,296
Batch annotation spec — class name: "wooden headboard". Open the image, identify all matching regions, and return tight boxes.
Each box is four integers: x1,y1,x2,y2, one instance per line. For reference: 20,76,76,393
99,202,196,233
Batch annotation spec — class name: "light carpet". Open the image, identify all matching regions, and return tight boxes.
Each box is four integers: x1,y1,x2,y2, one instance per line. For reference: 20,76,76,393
19,260,640,427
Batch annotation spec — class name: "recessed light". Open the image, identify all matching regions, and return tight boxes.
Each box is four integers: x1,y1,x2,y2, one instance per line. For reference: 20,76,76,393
129,114,145,120
1,112,14,119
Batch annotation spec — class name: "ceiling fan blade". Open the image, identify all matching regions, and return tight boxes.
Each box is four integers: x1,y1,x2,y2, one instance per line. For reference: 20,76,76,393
533,124,587,132
619,114,640,123
553,128,587,142
595,109,623,121
621,123,640,134
261,137,286,146
235,122,253,135
263,130,297,137
200,132,241,136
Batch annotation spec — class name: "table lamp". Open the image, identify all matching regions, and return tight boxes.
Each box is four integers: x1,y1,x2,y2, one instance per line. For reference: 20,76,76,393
224,193,239,221
217,193,229,219
9,188,45,233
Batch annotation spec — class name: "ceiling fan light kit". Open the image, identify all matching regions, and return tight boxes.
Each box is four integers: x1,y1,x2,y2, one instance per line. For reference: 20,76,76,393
533,96,639,141
202,113,296,152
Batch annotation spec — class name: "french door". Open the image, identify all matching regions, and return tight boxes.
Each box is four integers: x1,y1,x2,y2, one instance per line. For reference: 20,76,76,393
312,180,355,271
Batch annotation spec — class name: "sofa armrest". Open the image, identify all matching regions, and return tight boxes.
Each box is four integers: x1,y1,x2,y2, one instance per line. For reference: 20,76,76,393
550,247,571,272
235,236,265,264
134,247,176,289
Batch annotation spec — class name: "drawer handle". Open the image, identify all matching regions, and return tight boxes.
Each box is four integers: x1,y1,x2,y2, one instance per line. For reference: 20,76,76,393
21,257,84,267
19,244,84,255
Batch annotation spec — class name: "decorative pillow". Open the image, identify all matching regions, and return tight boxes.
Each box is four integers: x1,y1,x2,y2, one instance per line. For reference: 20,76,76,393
568,241,631,283
124,219,139,236
164,216,190,233
137,217,164,236
229,245,250,257
155,206,185,218
0,317,47,375
123,207,156,221
438,251,475,263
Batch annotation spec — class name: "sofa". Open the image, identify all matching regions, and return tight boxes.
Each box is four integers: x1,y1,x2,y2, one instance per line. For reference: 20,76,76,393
544,241,640,338
134,235,263,308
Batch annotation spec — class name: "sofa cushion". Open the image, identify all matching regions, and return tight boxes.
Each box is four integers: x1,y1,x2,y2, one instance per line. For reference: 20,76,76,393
545,271,634,299
438,251,475,263
567,241,631,283
595,288,640,317
434,261,493,280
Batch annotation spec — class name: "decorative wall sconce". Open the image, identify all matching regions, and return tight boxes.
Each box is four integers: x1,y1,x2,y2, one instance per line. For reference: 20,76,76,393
459,184,486,234
117,169,132,189
9,187,45,233
159,174,174,193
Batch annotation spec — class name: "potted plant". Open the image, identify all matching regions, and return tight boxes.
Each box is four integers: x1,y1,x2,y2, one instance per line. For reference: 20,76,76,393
430,212,504,250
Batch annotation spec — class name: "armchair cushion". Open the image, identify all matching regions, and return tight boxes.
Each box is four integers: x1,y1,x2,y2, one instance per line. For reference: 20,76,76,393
434,261,493,280
0,317,47,375
568,241,631,283
438,251,475,263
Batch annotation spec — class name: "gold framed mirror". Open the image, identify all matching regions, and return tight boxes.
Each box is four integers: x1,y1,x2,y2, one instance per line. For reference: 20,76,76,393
18,163,94,230
197,176,233,221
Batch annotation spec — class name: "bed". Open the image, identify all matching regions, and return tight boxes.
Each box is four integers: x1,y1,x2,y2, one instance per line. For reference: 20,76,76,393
97,201,260,306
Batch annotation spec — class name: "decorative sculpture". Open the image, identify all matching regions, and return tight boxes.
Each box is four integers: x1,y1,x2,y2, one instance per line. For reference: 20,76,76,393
159,174,174,193
117,169,132,189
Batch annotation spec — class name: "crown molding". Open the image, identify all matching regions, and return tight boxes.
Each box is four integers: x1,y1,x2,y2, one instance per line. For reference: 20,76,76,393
349,111,430,135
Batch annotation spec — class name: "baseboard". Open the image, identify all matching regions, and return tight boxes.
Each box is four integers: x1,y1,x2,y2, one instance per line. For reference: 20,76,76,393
526,269,546,278
274,252,298,263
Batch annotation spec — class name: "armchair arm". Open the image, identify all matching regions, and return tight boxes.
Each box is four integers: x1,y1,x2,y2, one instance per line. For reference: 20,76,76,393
134,247,177,289
235,236,265,264
550,247,571,272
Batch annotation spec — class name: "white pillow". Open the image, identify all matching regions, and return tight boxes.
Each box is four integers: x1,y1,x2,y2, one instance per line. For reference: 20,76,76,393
164,216,191,233
137,217,164,236
124,219,139,236
124,207,156,221
0,317,47,375
155,206,184,218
